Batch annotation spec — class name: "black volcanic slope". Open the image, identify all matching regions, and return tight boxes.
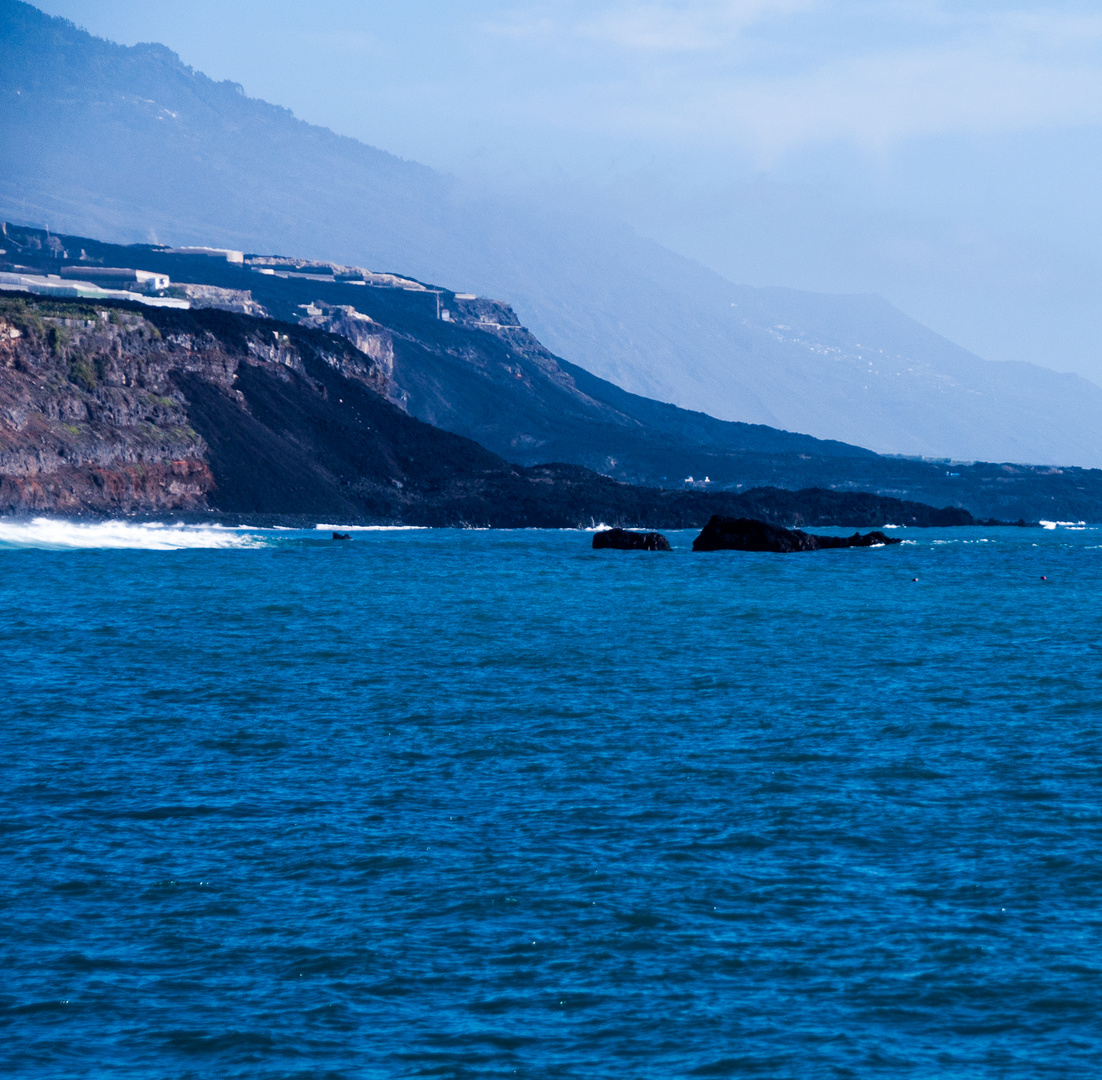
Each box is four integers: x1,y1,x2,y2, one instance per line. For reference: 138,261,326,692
183,351,971,528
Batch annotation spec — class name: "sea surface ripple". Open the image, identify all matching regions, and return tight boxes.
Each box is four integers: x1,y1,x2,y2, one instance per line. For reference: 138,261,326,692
3,524,1102,1078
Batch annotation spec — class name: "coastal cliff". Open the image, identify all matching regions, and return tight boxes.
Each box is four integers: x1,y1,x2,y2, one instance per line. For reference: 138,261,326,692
0,297,383,513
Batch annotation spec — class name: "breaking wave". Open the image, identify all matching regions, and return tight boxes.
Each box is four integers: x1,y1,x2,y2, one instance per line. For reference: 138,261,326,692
0,518,267,551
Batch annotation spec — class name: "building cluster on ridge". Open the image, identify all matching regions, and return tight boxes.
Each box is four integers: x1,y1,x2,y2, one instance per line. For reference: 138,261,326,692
0,224,486,322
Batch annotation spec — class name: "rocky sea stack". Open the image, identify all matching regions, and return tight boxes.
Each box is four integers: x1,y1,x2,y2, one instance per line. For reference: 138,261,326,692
693,517,902,553
592,528,671,551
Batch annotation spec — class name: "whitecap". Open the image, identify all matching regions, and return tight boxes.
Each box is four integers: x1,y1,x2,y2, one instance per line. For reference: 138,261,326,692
0,518,266,551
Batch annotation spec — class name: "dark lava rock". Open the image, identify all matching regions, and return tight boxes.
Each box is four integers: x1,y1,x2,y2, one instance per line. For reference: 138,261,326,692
593,528,671,551
692,516,902,552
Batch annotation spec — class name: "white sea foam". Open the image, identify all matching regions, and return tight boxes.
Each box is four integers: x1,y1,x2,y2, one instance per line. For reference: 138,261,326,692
0,518,267,550
1039,520,1088,529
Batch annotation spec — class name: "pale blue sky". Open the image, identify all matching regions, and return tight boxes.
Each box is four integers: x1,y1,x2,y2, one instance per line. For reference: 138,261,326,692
31,0,1102,381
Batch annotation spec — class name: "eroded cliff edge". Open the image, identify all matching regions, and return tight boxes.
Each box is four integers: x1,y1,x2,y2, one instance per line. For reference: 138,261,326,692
0,297,383,513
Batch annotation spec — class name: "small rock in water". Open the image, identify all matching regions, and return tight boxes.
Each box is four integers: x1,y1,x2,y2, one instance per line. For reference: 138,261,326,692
332,532,352,540
592,528,671,552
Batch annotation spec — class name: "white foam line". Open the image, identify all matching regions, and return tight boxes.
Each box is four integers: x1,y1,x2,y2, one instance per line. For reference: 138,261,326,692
314,524,427,531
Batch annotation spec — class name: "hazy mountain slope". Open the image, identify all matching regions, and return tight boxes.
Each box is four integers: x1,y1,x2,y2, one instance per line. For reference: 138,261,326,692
3,0,1102,466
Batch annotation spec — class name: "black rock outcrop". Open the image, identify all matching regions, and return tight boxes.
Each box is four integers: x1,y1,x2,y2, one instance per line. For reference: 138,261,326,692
692,517,903,553
592,528,671,551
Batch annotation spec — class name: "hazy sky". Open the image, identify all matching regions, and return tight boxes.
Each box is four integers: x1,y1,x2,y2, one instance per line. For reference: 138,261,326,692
32,0,1102,382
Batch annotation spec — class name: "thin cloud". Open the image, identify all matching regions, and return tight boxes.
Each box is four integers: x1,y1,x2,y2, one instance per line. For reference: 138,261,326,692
481,2,1102,157
724,49,1102,158
484,0,813,51
574,1,814,52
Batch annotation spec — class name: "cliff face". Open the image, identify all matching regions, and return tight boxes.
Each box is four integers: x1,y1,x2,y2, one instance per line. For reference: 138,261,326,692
0,293,680,525
294,303,396,396
0,303,209,511
0,296,385,513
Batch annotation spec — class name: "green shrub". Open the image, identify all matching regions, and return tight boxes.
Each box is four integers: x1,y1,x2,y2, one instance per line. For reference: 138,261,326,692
0,298,45,342
68,358,97,391
47,324,71,355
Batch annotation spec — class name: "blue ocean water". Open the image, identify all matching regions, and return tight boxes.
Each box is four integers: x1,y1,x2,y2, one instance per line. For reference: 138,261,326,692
3,521,1102,1079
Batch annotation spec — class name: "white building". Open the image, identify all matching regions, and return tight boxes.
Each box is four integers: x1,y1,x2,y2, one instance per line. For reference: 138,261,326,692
59,266,170,291
163,246,245,264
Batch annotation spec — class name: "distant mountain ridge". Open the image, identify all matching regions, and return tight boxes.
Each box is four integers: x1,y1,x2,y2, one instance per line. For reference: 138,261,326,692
3,0,1102,466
